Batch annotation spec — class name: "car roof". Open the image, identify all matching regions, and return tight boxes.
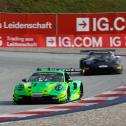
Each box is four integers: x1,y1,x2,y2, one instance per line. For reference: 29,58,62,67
33,69,65,74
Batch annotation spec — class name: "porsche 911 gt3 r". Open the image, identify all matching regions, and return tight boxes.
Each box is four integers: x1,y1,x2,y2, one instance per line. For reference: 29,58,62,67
80,50,123,75
13,68,83,104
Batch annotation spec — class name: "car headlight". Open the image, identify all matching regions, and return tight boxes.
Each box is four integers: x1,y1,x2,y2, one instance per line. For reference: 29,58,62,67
18,83,24,91
55,84,63,91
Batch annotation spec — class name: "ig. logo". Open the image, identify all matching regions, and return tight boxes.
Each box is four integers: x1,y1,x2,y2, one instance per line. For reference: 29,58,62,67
76,18,89,32
46,37,57,47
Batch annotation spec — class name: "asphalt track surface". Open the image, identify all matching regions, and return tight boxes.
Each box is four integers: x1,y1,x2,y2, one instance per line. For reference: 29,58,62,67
0,51,126,114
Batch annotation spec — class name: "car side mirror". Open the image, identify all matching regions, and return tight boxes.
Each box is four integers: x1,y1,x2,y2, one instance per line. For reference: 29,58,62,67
115,56,121,59
22,78,27,82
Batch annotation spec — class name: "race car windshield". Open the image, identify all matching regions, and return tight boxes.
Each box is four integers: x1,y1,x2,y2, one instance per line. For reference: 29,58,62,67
89,53,112,60
28,72,64,82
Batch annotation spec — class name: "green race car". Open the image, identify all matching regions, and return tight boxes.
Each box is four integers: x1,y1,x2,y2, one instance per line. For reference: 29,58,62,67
13,68,83,104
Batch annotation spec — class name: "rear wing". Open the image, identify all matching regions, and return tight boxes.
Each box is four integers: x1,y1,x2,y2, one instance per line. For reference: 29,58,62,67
36,68,81,75
80,49,116,55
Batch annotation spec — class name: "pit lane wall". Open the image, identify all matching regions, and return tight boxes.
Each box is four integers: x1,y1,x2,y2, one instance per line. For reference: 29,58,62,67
0,13,126,49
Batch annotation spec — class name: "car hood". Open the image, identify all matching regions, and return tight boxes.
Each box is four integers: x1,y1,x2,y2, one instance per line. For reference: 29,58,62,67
30,82,65,94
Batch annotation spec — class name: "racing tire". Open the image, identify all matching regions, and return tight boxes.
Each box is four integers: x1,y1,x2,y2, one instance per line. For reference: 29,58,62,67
80,59,85,69
13,100,23,105
13,98,29,105
116,65,123,74
80,59,86,68
66,87,70,102
79,83,83,99
80,68,85,75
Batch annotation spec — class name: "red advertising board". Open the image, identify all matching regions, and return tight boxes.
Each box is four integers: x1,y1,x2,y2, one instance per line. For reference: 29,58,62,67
1,13,126,48
0,34,126,48
0,14,56,34
57,13,126,35
0,34,46,48
44,34,126,48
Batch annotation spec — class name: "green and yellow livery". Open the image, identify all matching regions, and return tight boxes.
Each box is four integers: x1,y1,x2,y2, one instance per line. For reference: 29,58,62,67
13,68,83,104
